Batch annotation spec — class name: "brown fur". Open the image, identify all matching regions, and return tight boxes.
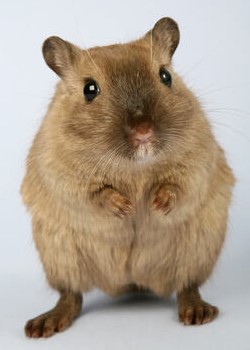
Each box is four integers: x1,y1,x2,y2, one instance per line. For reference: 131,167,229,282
21,18,235,337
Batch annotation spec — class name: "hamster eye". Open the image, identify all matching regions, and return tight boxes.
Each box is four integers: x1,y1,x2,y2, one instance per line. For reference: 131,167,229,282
159,68,172,87
83,80,100,102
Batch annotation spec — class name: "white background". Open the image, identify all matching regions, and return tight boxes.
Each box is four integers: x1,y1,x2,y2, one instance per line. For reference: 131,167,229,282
0,0,249,349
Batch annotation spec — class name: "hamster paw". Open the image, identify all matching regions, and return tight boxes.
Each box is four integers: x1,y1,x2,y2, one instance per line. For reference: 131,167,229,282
25,292,82,338
25,310,73,338
104,190,133,218
152,185,177,215
178,300,219,326
93,187,133,218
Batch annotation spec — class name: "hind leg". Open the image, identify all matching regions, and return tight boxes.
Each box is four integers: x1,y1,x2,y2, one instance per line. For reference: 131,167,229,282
177,286,218,325
26,218,91,338
25,291,82,338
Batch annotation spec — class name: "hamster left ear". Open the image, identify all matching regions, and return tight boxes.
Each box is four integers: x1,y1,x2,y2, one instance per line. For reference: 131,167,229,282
144,17,180,60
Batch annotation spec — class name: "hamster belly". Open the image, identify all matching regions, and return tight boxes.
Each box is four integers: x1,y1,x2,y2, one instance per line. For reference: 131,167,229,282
129,197,226,296
77,210,136,295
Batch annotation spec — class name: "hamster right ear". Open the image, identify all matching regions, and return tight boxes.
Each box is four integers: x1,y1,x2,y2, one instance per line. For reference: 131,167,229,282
42,36,82,79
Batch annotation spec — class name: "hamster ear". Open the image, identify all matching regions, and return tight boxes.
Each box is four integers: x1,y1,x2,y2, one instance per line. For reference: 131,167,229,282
42,36,82,79
145,17,180,60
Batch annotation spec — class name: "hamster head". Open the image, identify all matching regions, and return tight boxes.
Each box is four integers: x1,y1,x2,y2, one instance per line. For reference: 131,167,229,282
43,18,200,166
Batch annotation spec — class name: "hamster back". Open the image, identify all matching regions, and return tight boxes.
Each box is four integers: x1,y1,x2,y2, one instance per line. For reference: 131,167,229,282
22,17,235,338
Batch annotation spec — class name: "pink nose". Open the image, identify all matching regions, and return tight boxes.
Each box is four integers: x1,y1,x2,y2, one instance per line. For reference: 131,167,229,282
131,122,154,146
134,130,153,143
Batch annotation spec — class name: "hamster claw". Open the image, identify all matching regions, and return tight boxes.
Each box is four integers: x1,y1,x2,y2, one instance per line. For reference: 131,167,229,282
104,191,133,218
152,186,177,215
179,301,219,326
25,292,82,338
112,203,133,218
177,286,219,326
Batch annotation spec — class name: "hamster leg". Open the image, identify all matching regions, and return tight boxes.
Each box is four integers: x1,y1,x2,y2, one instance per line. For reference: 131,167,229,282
91,186,133,218
152,184,178,215
177,286,218,325
25,291,82,338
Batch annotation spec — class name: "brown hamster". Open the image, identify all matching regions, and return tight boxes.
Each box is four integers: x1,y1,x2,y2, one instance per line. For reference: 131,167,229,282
21,17,235,338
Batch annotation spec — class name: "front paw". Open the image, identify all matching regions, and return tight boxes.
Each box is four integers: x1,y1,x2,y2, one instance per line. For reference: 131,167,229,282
103,190,133,218
152,185,177,215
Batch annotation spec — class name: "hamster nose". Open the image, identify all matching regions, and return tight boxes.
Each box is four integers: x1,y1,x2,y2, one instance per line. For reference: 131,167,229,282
131,122,154,146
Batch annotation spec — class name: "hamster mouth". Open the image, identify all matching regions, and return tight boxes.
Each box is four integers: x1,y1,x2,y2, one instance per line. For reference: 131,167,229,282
127,121,156,161
133,141,155,162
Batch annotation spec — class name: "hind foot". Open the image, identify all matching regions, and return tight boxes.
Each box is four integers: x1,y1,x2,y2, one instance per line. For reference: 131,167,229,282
25,291,82,338
177,286,219,325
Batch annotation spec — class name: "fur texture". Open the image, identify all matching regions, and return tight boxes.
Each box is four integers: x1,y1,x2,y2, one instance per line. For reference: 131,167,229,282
21,18,235,335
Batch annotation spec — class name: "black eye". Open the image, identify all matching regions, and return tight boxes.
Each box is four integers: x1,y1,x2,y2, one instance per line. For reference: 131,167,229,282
83,80,100,102
159,68,172,87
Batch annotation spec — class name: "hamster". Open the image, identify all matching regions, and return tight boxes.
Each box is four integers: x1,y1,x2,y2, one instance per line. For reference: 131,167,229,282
21,17,235,338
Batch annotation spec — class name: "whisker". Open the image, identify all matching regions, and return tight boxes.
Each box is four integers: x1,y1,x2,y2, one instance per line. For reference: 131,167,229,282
83,147,117,199
83,143,127,199
84,48,105,80
206,108,250,119
150,29,153,62
210,121,250,143
97,146,122,185
69,4,105,81
196,82,250,99
179,39,224,78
